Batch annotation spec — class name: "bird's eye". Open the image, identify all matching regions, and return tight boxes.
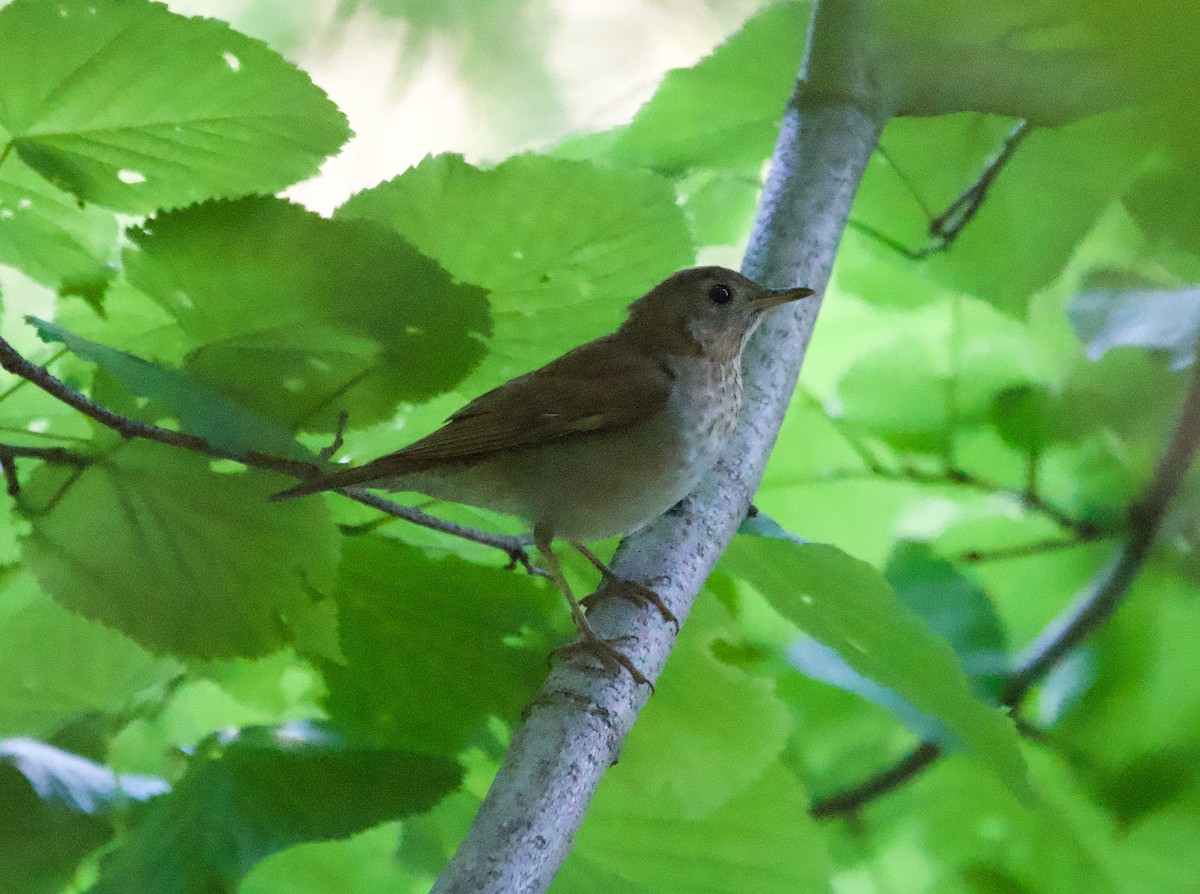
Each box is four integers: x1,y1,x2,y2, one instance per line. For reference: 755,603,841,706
709,283,733,305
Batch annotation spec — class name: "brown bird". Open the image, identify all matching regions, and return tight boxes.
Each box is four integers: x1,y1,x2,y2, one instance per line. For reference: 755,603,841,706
274,266,814,684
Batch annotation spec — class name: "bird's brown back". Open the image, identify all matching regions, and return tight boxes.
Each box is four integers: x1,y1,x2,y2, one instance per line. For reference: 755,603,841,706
275,334,675,497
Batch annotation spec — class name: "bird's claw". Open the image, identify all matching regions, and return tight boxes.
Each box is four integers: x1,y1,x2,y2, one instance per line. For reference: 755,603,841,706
581,577,679,631
551,632,653,690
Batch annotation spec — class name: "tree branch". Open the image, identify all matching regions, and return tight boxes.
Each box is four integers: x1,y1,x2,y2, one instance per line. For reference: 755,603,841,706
809,358,1200,818
429,2,887,891
1003,357,1200,704
0,336,533,565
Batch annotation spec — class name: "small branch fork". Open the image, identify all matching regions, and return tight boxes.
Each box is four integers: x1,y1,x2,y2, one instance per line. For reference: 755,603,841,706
0,336,536,569
811,357,1200,819
0,443,87,496
851,119,1033,260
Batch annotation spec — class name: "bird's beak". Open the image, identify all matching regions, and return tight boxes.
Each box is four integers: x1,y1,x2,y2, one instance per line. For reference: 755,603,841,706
751,285,816,313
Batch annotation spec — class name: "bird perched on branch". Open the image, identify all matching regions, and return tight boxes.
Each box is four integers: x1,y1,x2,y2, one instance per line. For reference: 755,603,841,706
274,266,814,685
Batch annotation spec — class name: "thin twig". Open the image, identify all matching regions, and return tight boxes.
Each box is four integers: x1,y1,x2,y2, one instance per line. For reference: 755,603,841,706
926,120,1032,252
0,336,292,468
0,443,88,465
318,410,349,461
810,743,941,819
809,359,1200,818
1003,359,1200,705
343,487,538,573
802,464,1098,537
0,459,17,497
0,347,65,405
958,535,1104,565
797,391,1095,536
853,119,1032,260
0,336,535,566
0,442,89,497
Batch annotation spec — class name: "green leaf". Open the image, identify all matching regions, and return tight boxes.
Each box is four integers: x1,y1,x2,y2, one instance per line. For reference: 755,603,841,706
1054,566,1200,770
869,745,1124,894
875,0,1198,127
321,536,553,758
21,440,340,659
124,197,490,431
834,336,953,453
881,41,1130,126
604,2,811,174
240,823,418,894
1067,285,1200,370
0,738,167,894
0,0,349,213
564,763,828,894
990,384,1058,455
0,574,181,739
1124,162,1200,256
336,153,693,396
675,167,762,247
588,595,793,821
27,317,313,462
1118,798,1200,894
0,155,117,305
1041,434,1142,529
885,541,1009,702
90,721,461,894
833,300,1038,454
721,535,1031,802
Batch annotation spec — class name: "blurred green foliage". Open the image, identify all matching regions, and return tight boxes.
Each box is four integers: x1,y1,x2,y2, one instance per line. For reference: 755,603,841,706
0,0,1197,892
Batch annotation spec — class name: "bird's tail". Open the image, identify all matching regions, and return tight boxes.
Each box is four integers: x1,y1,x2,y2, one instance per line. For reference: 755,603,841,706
270,462,392,502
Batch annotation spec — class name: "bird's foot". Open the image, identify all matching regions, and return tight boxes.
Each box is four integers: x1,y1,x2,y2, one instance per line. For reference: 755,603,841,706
551,630,652,690
581,577,679,631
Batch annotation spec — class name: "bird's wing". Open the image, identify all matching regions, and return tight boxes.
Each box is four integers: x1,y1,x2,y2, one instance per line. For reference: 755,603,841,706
272,337,673,498
400,339,672,462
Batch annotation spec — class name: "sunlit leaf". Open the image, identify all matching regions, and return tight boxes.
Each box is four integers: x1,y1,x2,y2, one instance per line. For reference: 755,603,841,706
0,575,181,739
0,0,349,212
321,536,553,758
337,153,693,396
124,197,490,431
566,764,827,894
604,2,811,175
21,440,340,659
90,721,461,894
722,535,1031,802
0,155,116,305
27,317,312,461
851,112,1151,316
587,595,793,821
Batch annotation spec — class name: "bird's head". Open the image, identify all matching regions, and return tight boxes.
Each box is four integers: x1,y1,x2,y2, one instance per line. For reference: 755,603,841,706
620,266,814,361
